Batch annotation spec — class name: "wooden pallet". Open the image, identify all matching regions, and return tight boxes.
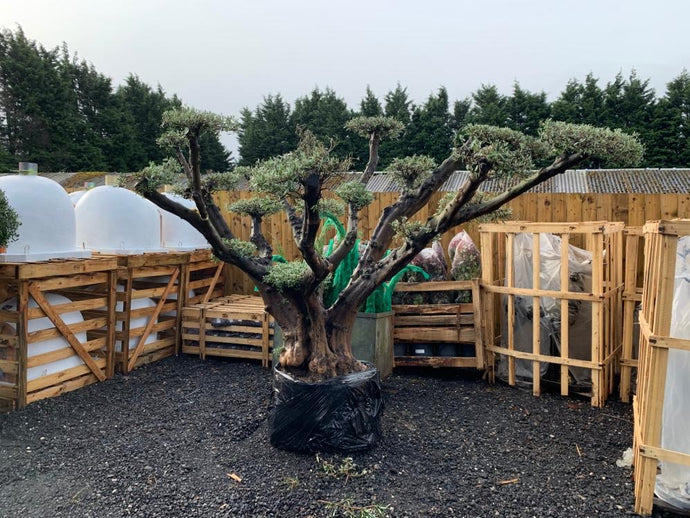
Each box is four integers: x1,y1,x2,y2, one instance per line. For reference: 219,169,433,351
0,257,117,411
392,279,483,369
91,252,188,373
181,295,273,367
479,221,624,407
620,227,644,403
634,220,690,515
182,249,226,307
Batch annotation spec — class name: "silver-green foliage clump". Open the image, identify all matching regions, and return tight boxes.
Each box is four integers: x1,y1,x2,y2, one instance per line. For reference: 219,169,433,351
263,261,310,292
249,133,352,199
391,217,431,241
387,155,437,192
539,120,644,166
334,181,373,210
222,238,257,257
459,125,548,179
345,116,404,140
228,197,282,218
137,158,182,193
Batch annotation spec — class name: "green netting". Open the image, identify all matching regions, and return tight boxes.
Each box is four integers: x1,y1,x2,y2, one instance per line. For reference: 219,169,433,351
320,213,429,313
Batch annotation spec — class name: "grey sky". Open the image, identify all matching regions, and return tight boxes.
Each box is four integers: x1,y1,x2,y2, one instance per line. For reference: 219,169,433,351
1,0,689,156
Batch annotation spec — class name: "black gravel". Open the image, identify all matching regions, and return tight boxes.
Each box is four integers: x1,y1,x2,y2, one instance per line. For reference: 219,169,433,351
0,355,679,517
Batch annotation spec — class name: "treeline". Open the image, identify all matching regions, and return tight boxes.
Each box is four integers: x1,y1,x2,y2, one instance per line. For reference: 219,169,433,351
240,72,690,169
2,26,690,173
0,27,231,173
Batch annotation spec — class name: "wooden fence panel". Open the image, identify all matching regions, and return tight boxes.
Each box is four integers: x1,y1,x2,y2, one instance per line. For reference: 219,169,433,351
214,191,690,294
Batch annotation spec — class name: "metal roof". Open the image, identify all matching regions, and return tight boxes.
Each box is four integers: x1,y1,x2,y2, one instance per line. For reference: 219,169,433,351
4,168,690,194
364,168,690,194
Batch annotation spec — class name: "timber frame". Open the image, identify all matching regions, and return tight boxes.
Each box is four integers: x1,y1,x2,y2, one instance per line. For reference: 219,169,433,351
0,257,117,411
479,221,624,407
634,220,690,515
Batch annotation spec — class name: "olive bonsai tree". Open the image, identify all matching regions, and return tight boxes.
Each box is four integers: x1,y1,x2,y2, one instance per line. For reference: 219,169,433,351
135,108,642,379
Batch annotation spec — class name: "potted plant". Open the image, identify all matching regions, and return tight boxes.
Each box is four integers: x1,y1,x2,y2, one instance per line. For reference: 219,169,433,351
134,107,642,453
0,188,20,253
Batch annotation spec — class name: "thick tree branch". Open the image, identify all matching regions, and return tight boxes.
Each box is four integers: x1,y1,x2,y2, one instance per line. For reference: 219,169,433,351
175,147,193,180
325,205,359,273
331,151,587,321
284,199,303,242
360,133,380,186
139,183,267,280
298,172,329,279
451,152,584,225
250,215,273,258
359,154,462,268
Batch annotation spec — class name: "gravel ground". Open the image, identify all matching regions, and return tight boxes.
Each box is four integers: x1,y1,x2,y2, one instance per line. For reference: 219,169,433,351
0,355,680,517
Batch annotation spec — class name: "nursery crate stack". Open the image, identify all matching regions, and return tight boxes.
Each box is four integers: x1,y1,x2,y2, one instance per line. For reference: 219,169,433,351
620,227,644,403
107,252,187,373
0,258,117,411
392,280,483,369
634,220,690,516
181,249,226,306
479,221,624,407
181,295,274,367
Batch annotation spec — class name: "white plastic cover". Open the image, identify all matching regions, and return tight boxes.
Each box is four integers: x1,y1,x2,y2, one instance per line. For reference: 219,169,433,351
69,190,87,206
656,235,690,508
0,175,91,262
0,293,88,382
500,233,593,382
160,193,210,251
75,186,164,254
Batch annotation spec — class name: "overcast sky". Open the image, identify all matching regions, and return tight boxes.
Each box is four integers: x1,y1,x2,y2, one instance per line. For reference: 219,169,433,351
1,0,689,155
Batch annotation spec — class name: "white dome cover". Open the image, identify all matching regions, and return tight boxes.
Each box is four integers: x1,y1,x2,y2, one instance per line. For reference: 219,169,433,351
0,175,91,262
69,190,87,206
75,186,164,254
0,293,89,382
160,193,210,251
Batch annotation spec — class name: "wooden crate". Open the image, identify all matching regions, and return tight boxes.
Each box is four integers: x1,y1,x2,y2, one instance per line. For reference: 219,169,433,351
634,220,690,515
392,279,483,369
620,227,644,403
182,249,226,307
94,252,188,373
479,221,624,407
0,258,117,411
181,295,273,367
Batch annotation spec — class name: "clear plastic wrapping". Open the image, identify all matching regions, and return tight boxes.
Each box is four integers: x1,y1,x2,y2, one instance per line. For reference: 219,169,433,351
499,233,593,383
656,236,690,509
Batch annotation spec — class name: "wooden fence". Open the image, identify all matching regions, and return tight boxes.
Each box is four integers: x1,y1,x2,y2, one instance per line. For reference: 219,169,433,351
215,191,690,295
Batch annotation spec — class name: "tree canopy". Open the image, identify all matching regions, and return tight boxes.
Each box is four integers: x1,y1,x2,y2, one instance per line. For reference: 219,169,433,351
135,108,643,378
0,27,231,172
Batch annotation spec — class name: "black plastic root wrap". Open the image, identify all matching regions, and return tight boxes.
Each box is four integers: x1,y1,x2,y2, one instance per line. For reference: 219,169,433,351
270,363,383,453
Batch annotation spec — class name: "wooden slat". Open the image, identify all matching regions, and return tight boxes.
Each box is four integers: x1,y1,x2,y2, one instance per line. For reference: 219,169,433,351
26,358,106,392
394,280,474,292
26,338,107,368
27,317,108,343
26,296,109,320
392,304,473,315
395,314,473,326
394,327,474,343
30,272,110,292
393,356,478,368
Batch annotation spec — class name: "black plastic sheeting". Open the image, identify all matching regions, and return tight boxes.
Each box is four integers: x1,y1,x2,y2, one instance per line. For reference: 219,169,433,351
270,363,383,453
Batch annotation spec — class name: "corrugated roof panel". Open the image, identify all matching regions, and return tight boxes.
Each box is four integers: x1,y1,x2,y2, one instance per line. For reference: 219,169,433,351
553,170,588,193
